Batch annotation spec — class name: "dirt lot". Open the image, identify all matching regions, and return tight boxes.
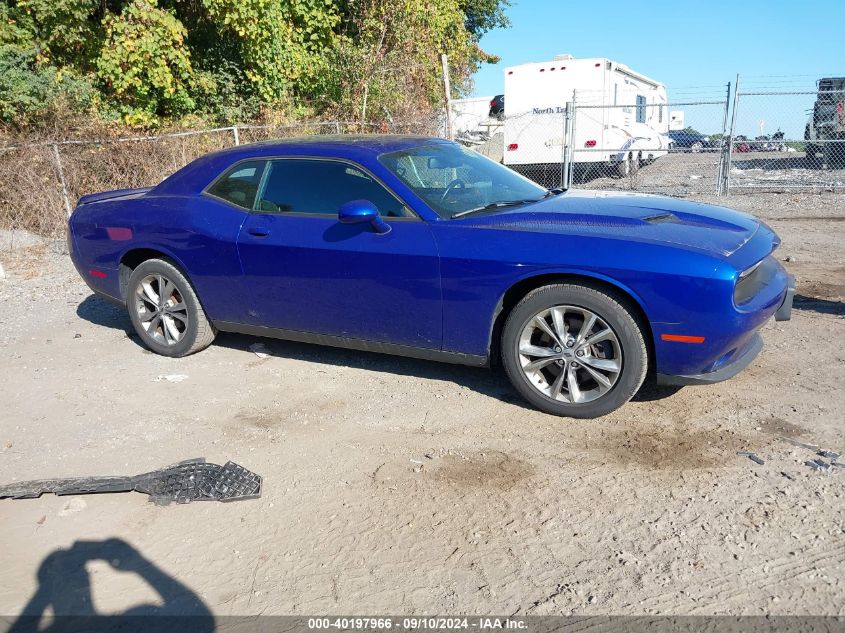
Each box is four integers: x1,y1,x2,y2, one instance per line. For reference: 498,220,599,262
576,151,845,196
0,191,843,620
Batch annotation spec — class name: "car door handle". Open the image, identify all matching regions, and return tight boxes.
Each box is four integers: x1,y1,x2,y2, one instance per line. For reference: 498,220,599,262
248,227,270,238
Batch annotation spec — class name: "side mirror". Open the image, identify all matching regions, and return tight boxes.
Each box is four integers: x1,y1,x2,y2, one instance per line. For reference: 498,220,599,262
338,199,391,234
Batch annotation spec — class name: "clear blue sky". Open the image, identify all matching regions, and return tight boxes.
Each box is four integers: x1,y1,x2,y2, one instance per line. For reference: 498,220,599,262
471,0,842,138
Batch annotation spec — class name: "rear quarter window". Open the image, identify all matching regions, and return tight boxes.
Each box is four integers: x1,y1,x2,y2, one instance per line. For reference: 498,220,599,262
206,160,267,209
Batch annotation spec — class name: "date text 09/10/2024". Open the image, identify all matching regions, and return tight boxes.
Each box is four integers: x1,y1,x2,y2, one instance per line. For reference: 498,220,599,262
307,617,527,630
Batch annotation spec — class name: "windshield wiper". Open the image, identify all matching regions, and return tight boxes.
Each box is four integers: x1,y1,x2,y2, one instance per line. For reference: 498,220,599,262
449,188,565,219
450,198,542,219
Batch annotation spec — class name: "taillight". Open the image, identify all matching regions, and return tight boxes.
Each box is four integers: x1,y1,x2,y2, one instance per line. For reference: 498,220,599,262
584,140,597,147
507,143,519,151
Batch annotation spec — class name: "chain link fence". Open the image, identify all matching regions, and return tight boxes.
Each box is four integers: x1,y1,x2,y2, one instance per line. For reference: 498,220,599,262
489,107,569,188
458,74,845,196
0,119,438,239
459,97,732,194
3,74,844,240
569,100,730,195
727,77,845,191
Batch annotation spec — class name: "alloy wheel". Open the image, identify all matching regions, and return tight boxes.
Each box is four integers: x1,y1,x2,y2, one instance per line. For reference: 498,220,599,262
517,305,622,404
134,274,189,346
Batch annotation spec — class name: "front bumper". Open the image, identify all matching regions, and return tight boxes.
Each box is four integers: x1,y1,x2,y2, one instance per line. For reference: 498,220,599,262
656,273,796,386
774,273,796,322
657,333,763,386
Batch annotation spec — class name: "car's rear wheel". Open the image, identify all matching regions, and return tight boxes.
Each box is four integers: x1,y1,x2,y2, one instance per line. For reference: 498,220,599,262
126,258,216,357
690,141,703,153
501,284,648,418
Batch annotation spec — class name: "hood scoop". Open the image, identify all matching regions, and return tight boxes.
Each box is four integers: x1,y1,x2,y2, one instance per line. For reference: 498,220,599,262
641,212,678,224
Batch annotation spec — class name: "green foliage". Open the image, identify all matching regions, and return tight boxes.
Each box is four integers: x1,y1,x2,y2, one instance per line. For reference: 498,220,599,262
0,0,510,128
13,0,103,67
200,0,340,104
97,0,195,123
0,44,95,126
192,59,263,123
460,0,510,41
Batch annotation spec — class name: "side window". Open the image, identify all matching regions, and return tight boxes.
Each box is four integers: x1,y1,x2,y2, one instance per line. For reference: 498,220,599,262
636,95,647,123
206,160,266,209
256,159,408,218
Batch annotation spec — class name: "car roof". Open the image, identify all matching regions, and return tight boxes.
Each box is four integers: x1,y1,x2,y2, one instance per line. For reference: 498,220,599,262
154,135,452,195
208,134,450,160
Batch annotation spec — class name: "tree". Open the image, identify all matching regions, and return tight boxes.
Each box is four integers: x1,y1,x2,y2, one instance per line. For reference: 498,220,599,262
0,0,512,127
97,0,195,123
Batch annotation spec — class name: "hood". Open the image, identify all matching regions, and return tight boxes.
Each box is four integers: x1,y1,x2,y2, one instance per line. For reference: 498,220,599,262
459,190,761,257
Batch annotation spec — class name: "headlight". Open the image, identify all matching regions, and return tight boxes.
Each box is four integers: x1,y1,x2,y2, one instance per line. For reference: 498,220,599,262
739,260,763,280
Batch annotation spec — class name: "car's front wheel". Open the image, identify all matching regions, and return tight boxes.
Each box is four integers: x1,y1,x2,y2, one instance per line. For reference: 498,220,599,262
126,258,216,357
501,284,648,418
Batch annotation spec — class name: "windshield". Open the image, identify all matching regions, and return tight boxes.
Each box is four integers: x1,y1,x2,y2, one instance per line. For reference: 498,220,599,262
378,142,548,218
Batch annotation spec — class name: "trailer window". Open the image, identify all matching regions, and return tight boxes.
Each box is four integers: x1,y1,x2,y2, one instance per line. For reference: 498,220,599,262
636,95,647,123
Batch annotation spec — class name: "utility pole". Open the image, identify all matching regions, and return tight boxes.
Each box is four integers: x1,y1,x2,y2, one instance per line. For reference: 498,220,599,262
441,54,454,140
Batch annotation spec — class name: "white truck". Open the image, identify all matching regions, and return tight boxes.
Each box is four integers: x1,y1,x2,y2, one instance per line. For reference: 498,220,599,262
503,55,671,182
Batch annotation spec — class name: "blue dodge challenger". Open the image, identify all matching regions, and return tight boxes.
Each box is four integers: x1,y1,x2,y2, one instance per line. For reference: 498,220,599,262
68,136,795,418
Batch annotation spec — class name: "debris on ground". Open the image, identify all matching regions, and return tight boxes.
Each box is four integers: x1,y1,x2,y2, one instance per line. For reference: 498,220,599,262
154,374,189,383
0,458,262,505
780,437,820,452
249,343,270,359
737,451,765,465
780,437,843,473
57,497,87,516
804,458,841,473
805,460,829,472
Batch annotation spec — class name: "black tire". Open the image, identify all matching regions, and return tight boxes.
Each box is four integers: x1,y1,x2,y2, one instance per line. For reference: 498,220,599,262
824,141,845,169
690,141,703,153
126,258,216,357
501,283,648,418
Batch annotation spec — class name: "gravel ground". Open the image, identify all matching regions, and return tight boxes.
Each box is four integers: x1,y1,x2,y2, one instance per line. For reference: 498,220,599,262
0,191,843,619
579,151,845,196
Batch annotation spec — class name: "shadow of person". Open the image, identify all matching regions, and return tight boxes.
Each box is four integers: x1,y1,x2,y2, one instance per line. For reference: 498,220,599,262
9,538,214,633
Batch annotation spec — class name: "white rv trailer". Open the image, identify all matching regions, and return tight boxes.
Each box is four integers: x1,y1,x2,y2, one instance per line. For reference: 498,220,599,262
503,55,670,181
